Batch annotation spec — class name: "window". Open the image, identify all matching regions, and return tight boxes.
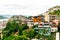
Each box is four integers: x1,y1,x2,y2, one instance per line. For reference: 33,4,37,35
52,29,54,31
31,23,33,25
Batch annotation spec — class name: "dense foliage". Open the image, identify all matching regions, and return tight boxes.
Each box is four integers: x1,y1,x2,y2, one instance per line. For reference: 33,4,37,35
2,17,35,40
49,9,60,17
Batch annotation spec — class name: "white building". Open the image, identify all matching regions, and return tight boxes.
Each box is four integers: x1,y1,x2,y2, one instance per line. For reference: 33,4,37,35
27,20,34,28
51,27,58,32
0,19,9,30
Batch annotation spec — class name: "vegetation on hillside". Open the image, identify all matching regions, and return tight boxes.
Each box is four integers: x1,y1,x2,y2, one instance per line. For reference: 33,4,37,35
2,16,36,40
49,9,60,17
2,15,56,40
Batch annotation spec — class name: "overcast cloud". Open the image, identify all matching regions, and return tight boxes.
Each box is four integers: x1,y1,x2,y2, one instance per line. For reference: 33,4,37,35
0,0,60,16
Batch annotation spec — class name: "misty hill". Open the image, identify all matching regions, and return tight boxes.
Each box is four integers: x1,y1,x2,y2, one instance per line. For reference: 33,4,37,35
0,15,12,19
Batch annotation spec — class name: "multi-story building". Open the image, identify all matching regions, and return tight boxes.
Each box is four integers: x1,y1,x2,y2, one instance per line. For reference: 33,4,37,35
43,12,50,22
40,13,59,32
32,15,44,25
27,20,34,28
49,15,58,22
50,22,58,32
49,15,58,32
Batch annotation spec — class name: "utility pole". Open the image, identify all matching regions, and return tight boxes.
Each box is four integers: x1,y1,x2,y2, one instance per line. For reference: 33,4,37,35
56,32,59,40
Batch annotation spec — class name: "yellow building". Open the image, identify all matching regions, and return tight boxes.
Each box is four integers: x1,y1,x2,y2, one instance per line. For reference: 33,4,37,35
43,12,50,22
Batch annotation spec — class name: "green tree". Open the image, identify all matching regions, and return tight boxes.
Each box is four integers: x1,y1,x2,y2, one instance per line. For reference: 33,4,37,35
33,25,38,28
49,9,60,17
27,29,35,40
23,29,35,40
3,35,28,40
2,16,29,40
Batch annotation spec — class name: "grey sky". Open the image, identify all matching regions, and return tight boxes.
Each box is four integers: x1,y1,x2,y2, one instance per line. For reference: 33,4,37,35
0,0,60,16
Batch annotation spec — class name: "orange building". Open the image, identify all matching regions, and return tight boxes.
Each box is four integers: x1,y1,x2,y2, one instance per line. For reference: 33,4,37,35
32,15,44,22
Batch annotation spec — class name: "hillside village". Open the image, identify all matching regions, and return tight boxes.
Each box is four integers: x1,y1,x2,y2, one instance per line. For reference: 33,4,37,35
0,6,60,40
10,6,60,32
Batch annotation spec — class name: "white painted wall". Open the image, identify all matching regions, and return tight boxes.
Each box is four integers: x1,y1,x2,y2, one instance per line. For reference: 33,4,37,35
56,32,59,40
51,27,58,32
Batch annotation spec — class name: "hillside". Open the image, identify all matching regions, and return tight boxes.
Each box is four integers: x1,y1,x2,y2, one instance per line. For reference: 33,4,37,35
44,6,60,18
